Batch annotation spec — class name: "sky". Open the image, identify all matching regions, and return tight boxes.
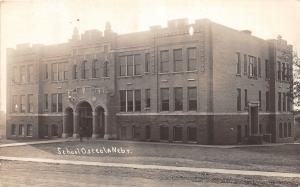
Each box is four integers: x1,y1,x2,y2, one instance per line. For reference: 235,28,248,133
1,0,300,111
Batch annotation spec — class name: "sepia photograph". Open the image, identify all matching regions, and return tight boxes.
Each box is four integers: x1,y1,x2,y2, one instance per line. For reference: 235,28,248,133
0,0,300,186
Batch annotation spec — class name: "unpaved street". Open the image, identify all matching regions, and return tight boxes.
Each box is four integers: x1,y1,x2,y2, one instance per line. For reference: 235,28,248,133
1,161,299,187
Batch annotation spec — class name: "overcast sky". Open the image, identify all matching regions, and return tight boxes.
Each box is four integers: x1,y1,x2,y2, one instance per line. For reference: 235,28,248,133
1,0,300,111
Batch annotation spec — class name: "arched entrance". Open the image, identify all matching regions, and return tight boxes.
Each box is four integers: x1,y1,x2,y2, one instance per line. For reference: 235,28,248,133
77,101,93,138
95,106,105,138
63,107,74,137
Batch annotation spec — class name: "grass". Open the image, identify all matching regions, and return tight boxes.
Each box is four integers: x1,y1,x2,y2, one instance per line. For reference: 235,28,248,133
0,140,299,173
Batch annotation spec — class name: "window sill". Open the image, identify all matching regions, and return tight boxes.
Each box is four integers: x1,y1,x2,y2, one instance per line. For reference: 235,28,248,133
236,74,241,77
187,141,198,144
159,71,198,75
51,80,68,83
173,140,184,143
117,75,143,79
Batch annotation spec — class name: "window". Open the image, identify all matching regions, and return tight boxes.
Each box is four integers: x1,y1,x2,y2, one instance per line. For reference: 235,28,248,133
236,52,241,75
28,94,33,113
160,126,169,140
121,126,127,139
248,56,256,78
73,64,78,79
119,55,142,76
20,66,26,83
28,65,34,82
279,123,283,138
259,91,261,109
120,90,126,112
187,127,197,141
103,61,109,77
52,63,68,81
243,54,247,75
134,54,142,75
173,126,183,141
284,122,287,137
160,50,169,73
188,87,197,111
52,64,58,81
244,89,248,109
119,90,142,112
265,60,269,79
127,55,134,76
286,64,290,81
44,125,49,137
119,56,126,76
174,87,183,111
44,94,48,111
259,124,263,134
27,124,33,136
277,61,281,81
58,63,64,81
12,95,18,112
11,124,17,135
245,125,249,137
134,90,141,112
44,64,48,80
282,63,286,81
58,93,62,112
160,88,169,111
174,49,183,72
51,124,58,137
12,66,19,83
104,45,108,53
266,91,270,111
145,125,151,139
283,93,286,112
92,59,99,78
287,94,291,112
288,123,292,137
237,89,241,111
20,95,26,113
278,92,281,112
145,53,151,72
51,94,57,112
51,93,62,113
187,48,196,71
145,89,151,108
258,57,261,77
132,125,138,139
19,124,25,136
81,61,88,79
127,90,133,112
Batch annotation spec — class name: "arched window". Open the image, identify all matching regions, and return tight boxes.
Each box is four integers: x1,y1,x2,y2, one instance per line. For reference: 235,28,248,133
81,61,88,79
92,59,99,78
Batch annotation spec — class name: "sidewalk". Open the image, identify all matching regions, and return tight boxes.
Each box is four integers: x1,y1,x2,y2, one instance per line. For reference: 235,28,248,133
0,156,299,179
0,139,70,148
0,138,298,148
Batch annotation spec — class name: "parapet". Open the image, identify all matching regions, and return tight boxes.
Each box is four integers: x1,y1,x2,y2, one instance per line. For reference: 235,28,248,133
167,18,189,28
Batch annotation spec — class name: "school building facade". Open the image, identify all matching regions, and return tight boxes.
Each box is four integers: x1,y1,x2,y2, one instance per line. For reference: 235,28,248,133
6,19,295,144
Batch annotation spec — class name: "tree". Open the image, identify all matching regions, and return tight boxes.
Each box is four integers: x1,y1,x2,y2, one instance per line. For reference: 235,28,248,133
292,51,300,110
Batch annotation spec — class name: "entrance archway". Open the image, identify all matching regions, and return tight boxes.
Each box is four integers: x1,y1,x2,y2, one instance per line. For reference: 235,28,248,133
64,107,74,137
95,106,105,138
77,101,93,138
